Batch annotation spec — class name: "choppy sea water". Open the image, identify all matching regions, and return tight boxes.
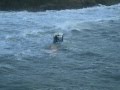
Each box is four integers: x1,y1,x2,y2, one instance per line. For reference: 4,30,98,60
0,4,120,90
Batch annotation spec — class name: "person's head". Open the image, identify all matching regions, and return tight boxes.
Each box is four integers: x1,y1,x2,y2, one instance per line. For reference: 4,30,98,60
53,33,63,43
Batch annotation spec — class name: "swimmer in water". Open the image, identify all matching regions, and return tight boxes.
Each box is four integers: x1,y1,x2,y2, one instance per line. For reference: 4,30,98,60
53,33,64,44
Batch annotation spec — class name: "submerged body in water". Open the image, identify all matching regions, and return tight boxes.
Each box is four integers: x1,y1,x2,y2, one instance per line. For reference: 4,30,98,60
0,3,120,90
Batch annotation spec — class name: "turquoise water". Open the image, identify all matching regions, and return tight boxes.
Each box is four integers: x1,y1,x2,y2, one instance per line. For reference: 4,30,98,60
0,4,120,90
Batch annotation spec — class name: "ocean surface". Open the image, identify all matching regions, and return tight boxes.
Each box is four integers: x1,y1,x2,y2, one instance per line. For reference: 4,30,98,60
0,4,120,90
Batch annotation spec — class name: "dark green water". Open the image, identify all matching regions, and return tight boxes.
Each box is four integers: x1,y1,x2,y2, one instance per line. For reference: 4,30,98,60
0,4,120,90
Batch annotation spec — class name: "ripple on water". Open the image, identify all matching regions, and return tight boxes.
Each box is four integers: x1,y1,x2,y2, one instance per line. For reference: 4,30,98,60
0,64,15,75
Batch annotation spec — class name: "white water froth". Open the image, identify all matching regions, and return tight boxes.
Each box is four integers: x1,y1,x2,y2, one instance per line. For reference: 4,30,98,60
0,3,120,31
0,4,120,56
